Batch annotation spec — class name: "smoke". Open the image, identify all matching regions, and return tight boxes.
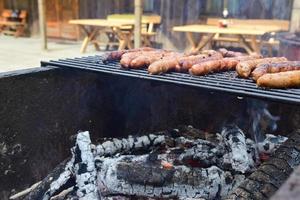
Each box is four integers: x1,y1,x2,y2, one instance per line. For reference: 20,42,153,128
247,99,280,143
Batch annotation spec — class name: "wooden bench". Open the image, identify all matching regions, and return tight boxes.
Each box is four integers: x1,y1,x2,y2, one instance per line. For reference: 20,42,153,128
0,9,27,37
107,14,161,47
206,18,289,55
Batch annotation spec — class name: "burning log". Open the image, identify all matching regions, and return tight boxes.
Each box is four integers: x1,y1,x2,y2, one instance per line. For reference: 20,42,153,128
97,155,245,199
73,131,99,199
221,125,255,173
95,134,166,157
227,130,300,200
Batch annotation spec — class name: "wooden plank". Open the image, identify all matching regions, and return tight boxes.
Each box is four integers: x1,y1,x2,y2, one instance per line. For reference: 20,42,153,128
206,18,290,31
173,24,283,35
69,19,135,27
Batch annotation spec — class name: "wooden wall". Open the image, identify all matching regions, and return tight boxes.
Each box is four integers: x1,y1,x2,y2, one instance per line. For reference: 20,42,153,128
78,0,133,19
0,0,4,13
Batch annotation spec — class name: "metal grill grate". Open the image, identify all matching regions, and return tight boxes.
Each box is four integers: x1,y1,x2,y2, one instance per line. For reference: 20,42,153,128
41,55,300,105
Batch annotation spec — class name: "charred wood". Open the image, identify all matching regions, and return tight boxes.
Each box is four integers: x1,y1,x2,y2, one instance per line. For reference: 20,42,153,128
226,130,300,200
97,155,245,199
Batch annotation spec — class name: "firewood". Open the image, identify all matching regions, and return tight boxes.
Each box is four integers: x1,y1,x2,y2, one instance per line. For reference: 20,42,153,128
97,155,245,199
73,131,99,199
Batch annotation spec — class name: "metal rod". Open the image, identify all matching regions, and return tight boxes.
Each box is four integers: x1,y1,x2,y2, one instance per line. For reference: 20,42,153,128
134,0,143,48
38,0,47,50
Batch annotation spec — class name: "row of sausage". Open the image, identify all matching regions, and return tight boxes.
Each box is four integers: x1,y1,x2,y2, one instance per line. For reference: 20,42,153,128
103,48,300,89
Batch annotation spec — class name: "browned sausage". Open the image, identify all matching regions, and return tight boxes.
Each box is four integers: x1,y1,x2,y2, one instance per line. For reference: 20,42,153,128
189,55,263,76
103,47,155,62
251,61,300,81
120,51,144,68
148,58,179,75
189,58,239,76
179,53,223,72
236,57,287,78
257,70,300,88
218,48,245,57
129,51,170,69
147,53,184,75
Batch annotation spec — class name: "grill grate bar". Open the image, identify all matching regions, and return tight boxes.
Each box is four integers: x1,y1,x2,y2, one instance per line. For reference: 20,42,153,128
62,57,300,96
41,56,300,105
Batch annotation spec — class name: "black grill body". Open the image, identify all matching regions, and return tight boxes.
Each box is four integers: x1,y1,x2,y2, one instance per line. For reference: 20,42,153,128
0,56,300,199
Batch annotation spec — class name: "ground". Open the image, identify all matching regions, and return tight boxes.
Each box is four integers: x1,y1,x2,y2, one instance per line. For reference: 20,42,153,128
0,36,104,73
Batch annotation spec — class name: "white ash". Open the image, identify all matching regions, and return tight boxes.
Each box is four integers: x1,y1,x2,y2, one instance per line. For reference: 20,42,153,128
97,155,245,199
221,125,252,173
257,134,288,154
42,156,75,200
95,134,166,157
73,131,99,200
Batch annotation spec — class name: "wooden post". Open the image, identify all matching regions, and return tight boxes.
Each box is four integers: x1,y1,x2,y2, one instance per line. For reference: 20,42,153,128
38,0,47,50
134,0,143,48
290,0,300,32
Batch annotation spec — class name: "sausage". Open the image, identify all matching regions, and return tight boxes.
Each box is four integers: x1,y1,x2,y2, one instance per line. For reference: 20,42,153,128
189,55,263,76
148,53,184,75
103,47,155,63
251,61,300,81
120,51,144,68
218,48,245,57
236,57,287,78
179,53,223,72
129,51,169,69
257,70,300,88
189,59,239,76
148,58,179,75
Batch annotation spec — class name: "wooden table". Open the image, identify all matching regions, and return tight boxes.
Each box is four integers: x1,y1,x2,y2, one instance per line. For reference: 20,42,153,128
69,19,135,53
173,24,283,53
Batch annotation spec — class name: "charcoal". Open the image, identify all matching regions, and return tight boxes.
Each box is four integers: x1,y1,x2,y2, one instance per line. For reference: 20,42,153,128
95,134,166,157
221,125,254,173
73,131,99,199
24,126,289,200
227,130,300,200
97,155,245,199
257,134,288,154
42,157,75,200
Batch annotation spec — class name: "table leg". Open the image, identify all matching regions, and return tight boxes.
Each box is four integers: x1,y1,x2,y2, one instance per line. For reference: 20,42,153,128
238,35,254,54
80,36,90,53
80,26,100,53
90,29,100,51
250,35,261,54
195,33,216,51
114,27,133,50
186,32,197,51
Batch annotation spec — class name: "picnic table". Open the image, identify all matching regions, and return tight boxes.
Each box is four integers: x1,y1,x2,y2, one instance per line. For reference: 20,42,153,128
173,24,284,54
69,19,135,53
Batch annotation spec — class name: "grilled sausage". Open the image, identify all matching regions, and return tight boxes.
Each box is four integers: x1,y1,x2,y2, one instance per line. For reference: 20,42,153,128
129,51,170,69
251,61,300,81
103,47,155,63
148,58,179,75
147,53,184,75
236,57,287,78
120,51,144,68
218,48,245,57
257,70,300,88
179,53,223,72
189,55,263,76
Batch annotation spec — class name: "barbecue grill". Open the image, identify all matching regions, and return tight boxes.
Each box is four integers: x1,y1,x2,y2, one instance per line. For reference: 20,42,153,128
1,55,300,199
42,55,300,105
